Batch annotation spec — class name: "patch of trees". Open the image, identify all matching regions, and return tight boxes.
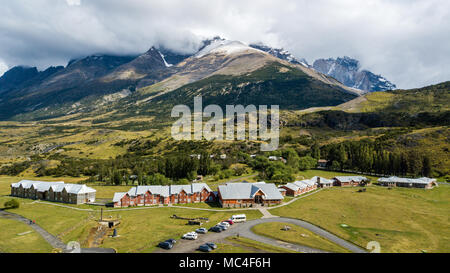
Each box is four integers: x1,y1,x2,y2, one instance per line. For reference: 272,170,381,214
320,140,433,177
4,199,20,209
0,161,32,176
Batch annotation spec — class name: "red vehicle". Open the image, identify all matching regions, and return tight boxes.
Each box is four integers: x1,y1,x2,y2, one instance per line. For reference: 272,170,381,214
224,220,234,225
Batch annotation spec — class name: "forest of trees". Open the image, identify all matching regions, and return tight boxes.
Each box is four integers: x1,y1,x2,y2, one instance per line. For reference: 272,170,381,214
320,140,432,177
0,137,437,185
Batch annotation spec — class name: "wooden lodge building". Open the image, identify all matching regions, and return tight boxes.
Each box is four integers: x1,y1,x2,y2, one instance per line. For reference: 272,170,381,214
378,176,437,189
333,176,368,187
280,177,322,197
11,180,96,204
112,183,214,208
217,182,284,208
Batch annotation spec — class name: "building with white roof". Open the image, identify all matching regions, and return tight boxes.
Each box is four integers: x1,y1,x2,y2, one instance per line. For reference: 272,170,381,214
280,177,321,197
217,182,284,208
312,176,334,188
11,180,96,204
378,176,437,189
112,183,214,208
333,176,368,187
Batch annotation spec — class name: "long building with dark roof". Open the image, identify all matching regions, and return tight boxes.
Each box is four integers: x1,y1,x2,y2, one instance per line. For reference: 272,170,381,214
112,183,214,208
11,180,96,204
217,182,284,208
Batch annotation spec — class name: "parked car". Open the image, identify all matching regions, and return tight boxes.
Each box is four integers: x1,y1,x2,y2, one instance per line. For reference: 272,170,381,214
209,226,222,233
205,242,217,249
165,239,177,245
224,220,234,225
220,221,230,227
182,233,198,240
158,241,173,249
196,228,208,234
217,224,228,230
198,244,213,252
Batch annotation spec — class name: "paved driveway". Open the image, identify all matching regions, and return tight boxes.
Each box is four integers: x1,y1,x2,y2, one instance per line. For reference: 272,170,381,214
154,217,367,253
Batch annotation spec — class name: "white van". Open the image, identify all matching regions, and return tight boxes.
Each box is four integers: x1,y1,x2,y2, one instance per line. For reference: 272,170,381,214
231,214,247,223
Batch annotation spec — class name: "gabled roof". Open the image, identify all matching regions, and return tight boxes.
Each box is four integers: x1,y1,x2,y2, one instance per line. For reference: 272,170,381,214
311,176,334,185
296,179,316,187
64,184,96,194
335,176,367,183
378,176,436,185
126,183,212,198
10,180,95,194
113,192,128,203
11,180,64,189
218,182,283,200
282,183,300,191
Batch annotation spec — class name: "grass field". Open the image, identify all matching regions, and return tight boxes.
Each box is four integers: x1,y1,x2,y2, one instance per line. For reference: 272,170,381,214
1,173,449,253
219,236,297,253
0,176,264,253
100,208,263,253
0,217,53,253
251,222,351,253
271,185,450,253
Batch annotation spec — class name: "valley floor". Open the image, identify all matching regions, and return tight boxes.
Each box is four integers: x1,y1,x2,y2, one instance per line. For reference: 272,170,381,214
0,171,449,253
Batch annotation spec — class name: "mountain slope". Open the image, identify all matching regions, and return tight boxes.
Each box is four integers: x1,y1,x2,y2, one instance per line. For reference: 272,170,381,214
143,62,358,115
294,81,450,130
313,57,396,92
0,38,361,121
249,43,310,67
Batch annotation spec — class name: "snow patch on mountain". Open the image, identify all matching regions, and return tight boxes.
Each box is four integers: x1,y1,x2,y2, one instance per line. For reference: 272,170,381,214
313,57,396,92
196,39,261,58
158,52,173,67
249,43,310,67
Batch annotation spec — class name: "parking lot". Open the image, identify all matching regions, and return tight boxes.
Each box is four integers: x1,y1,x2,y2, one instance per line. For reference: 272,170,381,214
154,222,242,253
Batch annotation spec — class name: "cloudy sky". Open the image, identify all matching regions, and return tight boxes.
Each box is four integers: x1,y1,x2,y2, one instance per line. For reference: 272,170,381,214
0,0,449,89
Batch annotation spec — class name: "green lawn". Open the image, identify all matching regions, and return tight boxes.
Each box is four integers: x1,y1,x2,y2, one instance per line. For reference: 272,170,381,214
199,236,297,253
0,196,97,244
0,217,53,253
101,208,263,253
224,236,297,253
271,185,450,253
251,222,350,253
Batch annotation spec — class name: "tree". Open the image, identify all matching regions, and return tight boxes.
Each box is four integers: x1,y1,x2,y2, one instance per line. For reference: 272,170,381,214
112,170,122,185
298,156,317,171
4,199,20,209
422,156,432,177
284,148,300,170
148,173,171,185
311,143,321,160
330,161,341,171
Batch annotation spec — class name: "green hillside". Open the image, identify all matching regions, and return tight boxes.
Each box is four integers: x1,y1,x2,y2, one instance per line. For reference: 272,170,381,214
151,62,357,110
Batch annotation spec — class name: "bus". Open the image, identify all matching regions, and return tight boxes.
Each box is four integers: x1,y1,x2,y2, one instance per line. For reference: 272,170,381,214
231,214,247,223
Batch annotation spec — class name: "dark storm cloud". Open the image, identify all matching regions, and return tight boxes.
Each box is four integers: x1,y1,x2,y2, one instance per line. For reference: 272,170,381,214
0,0,449,89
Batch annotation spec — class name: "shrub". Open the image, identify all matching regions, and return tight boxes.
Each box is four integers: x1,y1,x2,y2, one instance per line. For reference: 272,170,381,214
4,199,20,209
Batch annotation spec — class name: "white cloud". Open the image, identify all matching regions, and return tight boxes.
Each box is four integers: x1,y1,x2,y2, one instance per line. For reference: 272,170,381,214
66,0,81,6
0,0,449,88
0,60,8,77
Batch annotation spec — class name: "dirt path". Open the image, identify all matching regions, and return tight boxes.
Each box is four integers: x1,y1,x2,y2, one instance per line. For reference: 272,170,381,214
0,209,66,250
0,209,115,253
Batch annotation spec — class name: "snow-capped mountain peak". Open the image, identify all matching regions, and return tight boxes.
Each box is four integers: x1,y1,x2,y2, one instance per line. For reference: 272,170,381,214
195,38,261,58
249,43,310,67
313,56,396,92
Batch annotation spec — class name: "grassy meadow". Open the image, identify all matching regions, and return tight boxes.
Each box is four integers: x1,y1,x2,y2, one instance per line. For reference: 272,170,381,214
271,185,450,253
251,222,351,253
0,217,53,253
